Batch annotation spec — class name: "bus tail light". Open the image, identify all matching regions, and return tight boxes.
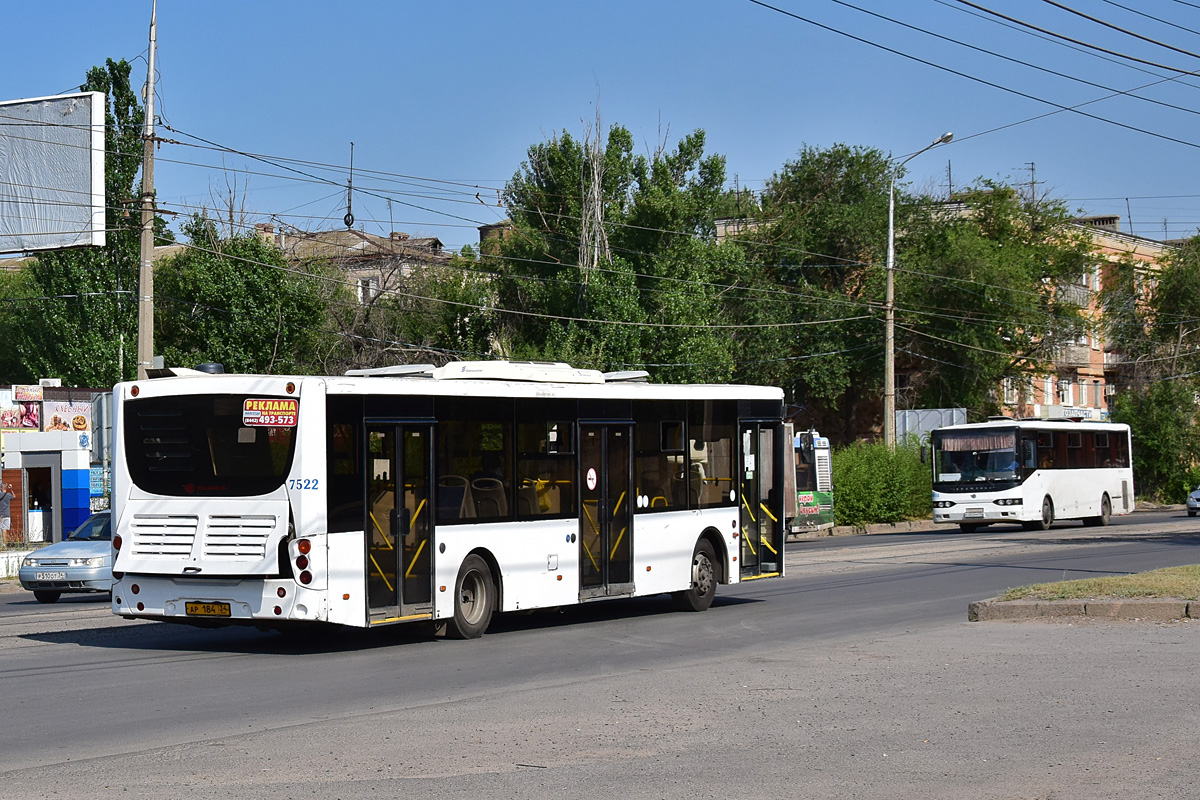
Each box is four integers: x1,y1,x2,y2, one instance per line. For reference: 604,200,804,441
299,570,312,585
295,555,309,569
297,539,311,555
113,535,123,551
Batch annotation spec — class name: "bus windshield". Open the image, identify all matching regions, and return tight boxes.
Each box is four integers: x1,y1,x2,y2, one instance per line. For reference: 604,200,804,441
123,394,298,497
932,429,1025,485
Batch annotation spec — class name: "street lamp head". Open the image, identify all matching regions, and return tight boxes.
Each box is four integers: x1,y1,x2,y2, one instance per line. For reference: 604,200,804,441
935,131,954,145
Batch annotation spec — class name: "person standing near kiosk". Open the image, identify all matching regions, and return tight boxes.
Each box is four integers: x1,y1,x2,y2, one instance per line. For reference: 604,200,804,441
0,482,14,540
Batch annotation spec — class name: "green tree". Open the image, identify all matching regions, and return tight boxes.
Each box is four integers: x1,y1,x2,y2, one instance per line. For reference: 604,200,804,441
1108,381,1200,502
0,59,171,386
154,215,327,373
900,183,1092,414
1100,235,1200,499
493,122,737,380
729,143,904,440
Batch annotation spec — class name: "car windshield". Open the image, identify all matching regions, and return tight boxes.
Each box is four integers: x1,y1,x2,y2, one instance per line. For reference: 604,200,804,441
67,515,111,541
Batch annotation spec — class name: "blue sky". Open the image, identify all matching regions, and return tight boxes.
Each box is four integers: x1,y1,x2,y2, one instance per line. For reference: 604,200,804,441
5,0,1200,251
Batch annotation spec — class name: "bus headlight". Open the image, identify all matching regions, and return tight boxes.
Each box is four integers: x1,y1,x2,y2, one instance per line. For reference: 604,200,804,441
994,498,1023,506
933,500,954,509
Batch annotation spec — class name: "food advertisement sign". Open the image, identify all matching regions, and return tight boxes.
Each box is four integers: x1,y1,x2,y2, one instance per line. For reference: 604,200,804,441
12,384,43,402
43,402,91,433
2,390,40,431
242,398,298,427
0,390,16,431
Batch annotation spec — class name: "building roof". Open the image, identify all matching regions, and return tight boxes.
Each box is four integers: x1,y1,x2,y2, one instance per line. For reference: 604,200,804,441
278,229,446,263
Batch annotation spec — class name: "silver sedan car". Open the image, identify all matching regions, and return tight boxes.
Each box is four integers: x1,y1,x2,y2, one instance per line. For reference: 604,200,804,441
18,511,112,603
1188,485,1200,518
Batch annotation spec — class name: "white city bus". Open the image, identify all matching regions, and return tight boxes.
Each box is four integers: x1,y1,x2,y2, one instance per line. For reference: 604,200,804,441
931,419,1133,532
110,361,787,637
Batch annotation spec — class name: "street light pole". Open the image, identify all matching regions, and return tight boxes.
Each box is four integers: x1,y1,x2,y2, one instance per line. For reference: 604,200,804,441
884,131,953,449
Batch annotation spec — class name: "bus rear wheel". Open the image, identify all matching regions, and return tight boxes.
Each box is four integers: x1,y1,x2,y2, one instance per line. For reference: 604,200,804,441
1084,494,1111,527
447,554,495,639
672,539,717,612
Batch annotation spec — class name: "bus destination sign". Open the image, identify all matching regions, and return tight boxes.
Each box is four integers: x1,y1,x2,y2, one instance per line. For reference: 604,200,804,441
243,398,299,427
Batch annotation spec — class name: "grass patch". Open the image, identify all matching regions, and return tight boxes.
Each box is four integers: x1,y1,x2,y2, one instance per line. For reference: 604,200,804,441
999,564,1200,602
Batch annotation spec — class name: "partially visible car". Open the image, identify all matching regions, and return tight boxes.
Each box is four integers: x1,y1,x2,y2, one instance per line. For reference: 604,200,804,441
1188,485,1200,517
18,511,112,603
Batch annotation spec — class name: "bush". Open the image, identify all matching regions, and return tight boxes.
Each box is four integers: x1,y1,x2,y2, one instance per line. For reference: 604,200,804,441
832,441,931,527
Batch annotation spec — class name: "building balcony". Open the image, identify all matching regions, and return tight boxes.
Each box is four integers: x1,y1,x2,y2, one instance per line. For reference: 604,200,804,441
1055,344,1092,367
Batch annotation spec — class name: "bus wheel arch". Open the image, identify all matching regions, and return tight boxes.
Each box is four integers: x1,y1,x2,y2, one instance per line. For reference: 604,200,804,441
447,550,499,639
702,527,727,584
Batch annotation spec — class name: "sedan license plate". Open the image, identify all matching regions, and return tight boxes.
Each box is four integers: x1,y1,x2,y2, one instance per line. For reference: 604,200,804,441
185,601,231,617
964,508,985,519
36,571,66,581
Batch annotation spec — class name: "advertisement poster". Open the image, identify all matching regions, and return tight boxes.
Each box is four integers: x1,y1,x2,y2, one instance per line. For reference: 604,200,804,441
19,402,41,430
4,387,42,430
0,390,17,431
12,384,43,402
43,401,91,433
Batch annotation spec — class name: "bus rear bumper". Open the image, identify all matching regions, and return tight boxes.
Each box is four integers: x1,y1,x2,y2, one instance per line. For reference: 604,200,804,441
111,575,328,625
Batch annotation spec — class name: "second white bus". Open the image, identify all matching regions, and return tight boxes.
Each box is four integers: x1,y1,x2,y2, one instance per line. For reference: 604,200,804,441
930,419,1133,532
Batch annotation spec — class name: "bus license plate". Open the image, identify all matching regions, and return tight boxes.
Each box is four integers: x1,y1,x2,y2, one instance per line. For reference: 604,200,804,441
185,601,231,617
964,508,985,518
36,571,66,581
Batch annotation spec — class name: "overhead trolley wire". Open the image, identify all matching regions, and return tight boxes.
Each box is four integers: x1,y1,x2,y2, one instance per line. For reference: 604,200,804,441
746,0,1200,151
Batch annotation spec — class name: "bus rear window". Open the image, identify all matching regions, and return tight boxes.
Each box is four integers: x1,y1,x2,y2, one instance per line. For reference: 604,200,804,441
124,395,297,496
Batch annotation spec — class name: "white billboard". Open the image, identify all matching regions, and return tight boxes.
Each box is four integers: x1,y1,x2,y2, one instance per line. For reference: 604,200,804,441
0,91,106,253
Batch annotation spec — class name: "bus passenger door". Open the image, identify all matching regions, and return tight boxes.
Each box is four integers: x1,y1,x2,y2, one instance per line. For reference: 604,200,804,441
579,424,634,599
739,422,784,578
366,423,434,622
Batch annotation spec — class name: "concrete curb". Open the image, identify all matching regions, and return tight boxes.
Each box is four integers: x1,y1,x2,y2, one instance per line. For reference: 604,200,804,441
969,597,1197,622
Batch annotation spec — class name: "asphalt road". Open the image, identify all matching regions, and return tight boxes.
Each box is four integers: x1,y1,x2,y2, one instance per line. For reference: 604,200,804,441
1,510,1197,799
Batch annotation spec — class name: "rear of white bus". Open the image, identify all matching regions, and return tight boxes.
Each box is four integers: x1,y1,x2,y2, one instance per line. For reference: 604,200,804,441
110,373,329,628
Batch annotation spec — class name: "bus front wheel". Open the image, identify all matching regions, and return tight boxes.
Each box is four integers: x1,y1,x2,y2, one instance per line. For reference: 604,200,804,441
447,554,495,639
1024,497,1054,531
672,539,717,612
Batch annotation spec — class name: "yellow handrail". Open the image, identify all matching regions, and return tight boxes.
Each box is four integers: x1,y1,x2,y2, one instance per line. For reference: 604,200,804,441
741,493,757,523
368,511,394,550
368,553,394,592
759,502,779,523
610,526,626,559
404,538,427,578
740,526,757,555
582,538,599,570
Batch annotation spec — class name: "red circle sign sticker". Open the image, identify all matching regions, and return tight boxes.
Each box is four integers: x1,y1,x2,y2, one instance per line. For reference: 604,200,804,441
586,468,598,491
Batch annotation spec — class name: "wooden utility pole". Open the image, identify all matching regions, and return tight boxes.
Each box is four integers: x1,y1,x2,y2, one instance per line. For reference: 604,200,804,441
137,0,158,379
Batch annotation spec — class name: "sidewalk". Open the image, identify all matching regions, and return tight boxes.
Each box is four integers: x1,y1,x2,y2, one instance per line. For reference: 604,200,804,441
790,502,1185,541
